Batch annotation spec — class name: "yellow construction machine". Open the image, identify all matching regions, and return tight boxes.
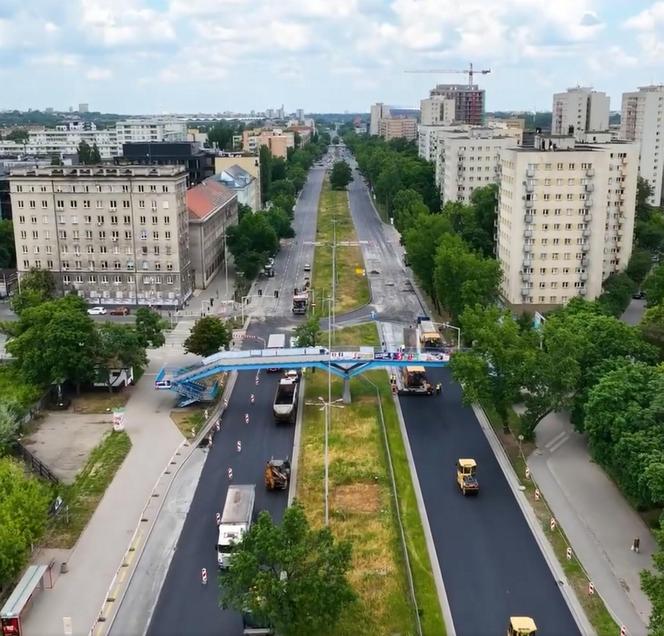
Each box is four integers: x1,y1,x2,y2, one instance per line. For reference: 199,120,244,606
507,616,537,635
456,458,479,495
264,458,291,491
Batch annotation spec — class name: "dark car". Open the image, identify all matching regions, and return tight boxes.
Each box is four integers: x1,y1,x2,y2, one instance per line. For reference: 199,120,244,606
110,306,130,316
632,290,646,300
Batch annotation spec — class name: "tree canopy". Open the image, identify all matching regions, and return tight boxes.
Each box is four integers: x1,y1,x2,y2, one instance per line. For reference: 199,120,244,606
135,307,166,348
330,161,352,190
293,316,321,347
184,316,231,357
220,503,355,636
0,220,16,269
644,265,664,307
227,212,279,279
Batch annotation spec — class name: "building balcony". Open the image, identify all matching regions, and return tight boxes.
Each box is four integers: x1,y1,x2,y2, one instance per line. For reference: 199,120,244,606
586,168,594,177
526,168,535,178
524,229,533,238
583,214,592,223
524,214,534,224
523,258,533,268
524,199,534,208
578,287,587,296
580,272,588,281
584,198,593,207
521,287,530,297
521,272,531,283
523,244,533,254
585,183,594,192
523,180,534,192
581,257,589,267
582,228,591,237
581,243,590,252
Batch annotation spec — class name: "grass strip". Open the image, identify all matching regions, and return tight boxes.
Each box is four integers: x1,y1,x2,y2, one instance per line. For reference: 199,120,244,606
482,404,618,636
311,178,370,318
47,430,131,548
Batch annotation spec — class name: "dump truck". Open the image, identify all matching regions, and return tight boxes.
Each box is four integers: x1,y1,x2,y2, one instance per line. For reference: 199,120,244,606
264,458,291,490
419,320,442,349
507,617,537,636
217,485,255,568
456,458,479,496
396,366,434,396
292,289,308,314
273,379,298,424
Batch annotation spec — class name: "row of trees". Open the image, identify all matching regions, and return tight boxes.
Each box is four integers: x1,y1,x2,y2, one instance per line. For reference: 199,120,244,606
0,220,16,269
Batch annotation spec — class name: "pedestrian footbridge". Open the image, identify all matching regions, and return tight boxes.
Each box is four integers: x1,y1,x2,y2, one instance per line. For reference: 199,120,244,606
155,346,450,406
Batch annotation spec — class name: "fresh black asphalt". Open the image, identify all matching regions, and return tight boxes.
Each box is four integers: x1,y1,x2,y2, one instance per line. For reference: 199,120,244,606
146,367,294,636
400,367,580,636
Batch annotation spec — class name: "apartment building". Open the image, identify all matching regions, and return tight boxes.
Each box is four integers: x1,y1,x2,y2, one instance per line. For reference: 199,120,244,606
0,118,188,159
621,85,664,205
428,84,485,125
434,126,522,203
216,165,259,211
418,93,457,162
187,178,238,289
551,87,610,139
378,117,417,142
497,136,638,311
9,165,192,306
241,128,295,159
215,154,262,210
370,103,390,136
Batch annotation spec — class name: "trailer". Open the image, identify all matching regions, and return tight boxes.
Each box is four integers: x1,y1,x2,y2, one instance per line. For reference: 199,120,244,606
217,485,256,568
273,379,298,424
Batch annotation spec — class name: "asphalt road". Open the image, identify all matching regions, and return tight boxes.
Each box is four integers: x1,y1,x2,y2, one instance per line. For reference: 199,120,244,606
401,364,580,634
147,161,327,635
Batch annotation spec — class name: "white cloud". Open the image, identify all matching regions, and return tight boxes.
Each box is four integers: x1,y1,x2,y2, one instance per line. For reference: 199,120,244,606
625,2,664,64
625,2,664,30
29,53,80,66
86,67,112,80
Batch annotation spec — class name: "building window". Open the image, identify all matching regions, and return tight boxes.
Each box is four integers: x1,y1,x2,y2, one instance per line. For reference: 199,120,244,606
139,200,145,208
70,200,77,208
140,230,148,240
163,216,170,225
152,216,158,225
151,200,157,210
124,215,131,224
56,200,64,209
83,200,90,208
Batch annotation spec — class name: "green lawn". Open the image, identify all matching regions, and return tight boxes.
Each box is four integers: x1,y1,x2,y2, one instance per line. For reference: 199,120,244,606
312,179,370,317
482,404,617,636
46,430,131,548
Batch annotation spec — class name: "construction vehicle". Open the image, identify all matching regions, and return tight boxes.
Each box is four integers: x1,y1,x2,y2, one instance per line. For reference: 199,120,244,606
292,289,308,315
273,378,298,424
456,459,479,495
264,458,291,490
217,485,256,568
266,333,287,372
507,617,537,636
396,366,434,396
419,320,442,349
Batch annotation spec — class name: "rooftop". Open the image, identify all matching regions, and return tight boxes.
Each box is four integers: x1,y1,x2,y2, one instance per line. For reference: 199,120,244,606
9,165,187,178
187,177,237,221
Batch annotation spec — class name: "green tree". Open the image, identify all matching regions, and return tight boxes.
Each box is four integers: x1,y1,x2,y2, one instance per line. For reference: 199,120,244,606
184,316,230,357
227,213,279,279
391,189,429,234
642,520,664,634
271,157,287,182
451,306,535,431
271,193,295,218
6,129,29,143
90,143,101,163
469,184,499,257
135,307,166,348
97,323,148,391
7,295,99,393
293,316,320,347
221,503,355,636
0,458,51,587
644,265,664,307
78,140,92,164
403,213,453,296
627,248,654,286
637,176,654,221
270,179,296,199
433,234,501,321
287,165,307,192
238,203,253,222
264,209,294,239
0,220,15,269
641,303,664,357
0,403,19,455
597,272,637,316
330,161,352,190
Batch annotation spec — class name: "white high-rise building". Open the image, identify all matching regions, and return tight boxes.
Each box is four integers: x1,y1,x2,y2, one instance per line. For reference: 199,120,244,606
551,87,610,139
418,94,457,162
497,135,638,309
620,85,664,205
370,103,390,136
433,126,522,203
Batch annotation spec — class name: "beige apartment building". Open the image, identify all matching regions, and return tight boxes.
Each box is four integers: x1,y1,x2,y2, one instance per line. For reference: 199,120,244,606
214,154,262,209
497,136,638,311
551,87,610,139
10,165,192,307
435,126,522,203
241,128,294,159
621,85,664,205
379,117,417,142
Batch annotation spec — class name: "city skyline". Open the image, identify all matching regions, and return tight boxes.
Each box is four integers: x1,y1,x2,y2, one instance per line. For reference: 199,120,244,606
0,0,663,114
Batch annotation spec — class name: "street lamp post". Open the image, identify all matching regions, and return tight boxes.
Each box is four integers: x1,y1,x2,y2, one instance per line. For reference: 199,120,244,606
441,322,462,351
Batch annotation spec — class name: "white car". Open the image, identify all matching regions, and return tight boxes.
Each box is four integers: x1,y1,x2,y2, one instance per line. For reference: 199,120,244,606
303,263,311,272
87,306,107,315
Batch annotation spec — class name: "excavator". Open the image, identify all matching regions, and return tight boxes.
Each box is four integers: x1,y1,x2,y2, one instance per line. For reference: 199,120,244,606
264,458,291,491
507,616,537,635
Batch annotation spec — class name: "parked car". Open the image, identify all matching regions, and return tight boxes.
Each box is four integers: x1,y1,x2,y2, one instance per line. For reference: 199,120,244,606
87,306,107,315
303,263,311,272
632,290,646,300
110,306,130,316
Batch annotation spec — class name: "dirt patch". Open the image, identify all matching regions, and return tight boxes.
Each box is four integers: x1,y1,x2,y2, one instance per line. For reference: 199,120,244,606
333,483,381,514
68,389,132,414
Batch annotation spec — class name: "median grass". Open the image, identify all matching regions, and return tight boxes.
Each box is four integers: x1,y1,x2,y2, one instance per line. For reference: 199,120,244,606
47,430,131,548
312,178,370,318
297,323,445,635
482,404,618,636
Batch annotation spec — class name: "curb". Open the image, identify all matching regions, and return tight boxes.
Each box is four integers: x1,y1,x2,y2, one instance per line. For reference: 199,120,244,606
95,372,239,636
288,373,306,505
472,404,596,636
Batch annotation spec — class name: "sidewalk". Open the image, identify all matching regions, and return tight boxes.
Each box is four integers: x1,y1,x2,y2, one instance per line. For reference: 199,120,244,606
22,267,238,636
528,410,653,636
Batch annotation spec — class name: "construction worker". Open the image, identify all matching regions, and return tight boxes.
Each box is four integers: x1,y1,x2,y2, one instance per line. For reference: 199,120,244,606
632,537,640,553
435,383,442,395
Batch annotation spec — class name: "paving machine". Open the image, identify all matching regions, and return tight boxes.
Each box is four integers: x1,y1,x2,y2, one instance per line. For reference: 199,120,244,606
456,458,479,495
507,617,537,636
264,458,291,491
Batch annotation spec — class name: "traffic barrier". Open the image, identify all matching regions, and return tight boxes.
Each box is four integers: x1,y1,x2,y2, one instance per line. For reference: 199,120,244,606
588,581,594,595
215,420,221,432
255,377,260,386
534,488,540,501
237,440,242,453
201,568,207,585
550,517,556,531
216,512,221,526
244,413,250,424
207,435,213,448
250,394,255,404
620,625,627,636
223,398,228,409
227,467,233,480
525,466,530,479
566,547,572,560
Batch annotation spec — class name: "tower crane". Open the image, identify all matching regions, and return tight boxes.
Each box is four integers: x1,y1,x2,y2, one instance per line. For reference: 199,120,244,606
404,63,491,86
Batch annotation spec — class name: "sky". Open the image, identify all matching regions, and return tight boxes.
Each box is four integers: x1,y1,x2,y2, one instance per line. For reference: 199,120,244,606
1,0,664,115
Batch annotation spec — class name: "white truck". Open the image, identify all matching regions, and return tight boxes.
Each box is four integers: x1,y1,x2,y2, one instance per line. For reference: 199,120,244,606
217,485,256,568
